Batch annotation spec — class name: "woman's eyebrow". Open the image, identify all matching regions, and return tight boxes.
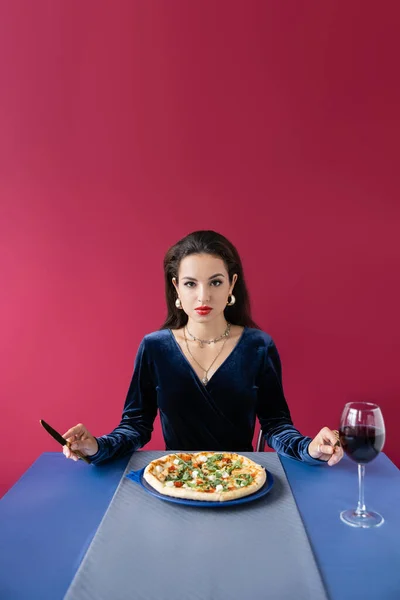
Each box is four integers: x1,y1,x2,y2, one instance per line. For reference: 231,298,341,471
181,273,225,281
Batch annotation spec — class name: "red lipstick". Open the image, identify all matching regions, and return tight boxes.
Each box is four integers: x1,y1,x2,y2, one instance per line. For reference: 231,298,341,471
195,306,212,316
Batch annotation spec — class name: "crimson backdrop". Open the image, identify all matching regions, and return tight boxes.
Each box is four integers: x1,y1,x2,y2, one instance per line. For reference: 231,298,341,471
1,1,399,496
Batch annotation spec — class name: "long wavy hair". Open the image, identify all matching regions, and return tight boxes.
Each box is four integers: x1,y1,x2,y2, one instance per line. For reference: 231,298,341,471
160,230,259,330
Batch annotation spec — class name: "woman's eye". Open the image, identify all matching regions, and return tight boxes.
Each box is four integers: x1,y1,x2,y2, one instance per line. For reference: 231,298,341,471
183,280,223,288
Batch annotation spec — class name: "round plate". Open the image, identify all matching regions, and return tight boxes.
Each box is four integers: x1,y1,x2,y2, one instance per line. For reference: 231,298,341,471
126,467,274,507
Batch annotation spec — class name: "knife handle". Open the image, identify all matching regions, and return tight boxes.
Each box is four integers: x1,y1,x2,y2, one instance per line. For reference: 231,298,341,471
76,451,91,464
66,443,91,464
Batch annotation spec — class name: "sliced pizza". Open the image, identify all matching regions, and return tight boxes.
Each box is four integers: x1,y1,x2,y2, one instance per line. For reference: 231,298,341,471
143,452,266,502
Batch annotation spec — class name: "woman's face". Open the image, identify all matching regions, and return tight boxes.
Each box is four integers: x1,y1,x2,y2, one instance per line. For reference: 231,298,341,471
173,253,237,323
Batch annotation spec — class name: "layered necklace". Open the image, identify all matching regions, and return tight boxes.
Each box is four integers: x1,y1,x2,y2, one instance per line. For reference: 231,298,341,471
184,322,231,385
186,322,231,347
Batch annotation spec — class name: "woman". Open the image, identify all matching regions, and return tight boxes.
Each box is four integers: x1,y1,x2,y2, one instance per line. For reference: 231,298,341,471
63,230,343,467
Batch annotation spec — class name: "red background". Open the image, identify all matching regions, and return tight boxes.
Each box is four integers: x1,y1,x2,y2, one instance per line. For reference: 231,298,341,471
1,1,399,496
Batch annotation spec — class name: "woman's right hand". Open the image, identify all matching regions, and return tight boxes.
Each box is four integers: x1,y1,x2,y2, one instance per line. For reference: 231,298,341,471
62,423,99,461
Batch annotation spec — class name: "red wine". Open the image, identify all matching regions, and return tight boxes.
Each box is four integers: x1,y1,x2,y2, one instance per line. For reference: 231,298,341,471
339,426,385,464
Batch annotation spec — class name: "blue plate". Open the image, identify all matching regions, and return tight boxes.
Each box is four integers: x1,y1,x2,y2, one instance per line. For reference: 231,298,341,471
126,467,274,507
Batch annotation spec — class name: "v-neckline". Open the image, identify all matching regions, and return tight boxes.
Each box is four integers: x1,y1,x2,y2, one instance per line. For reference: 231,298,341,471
168,326,247,388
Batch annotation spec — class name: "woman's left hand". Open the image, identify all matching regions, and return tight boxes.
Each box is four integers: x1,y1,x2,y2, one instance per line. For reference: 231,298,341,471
308,427,344,466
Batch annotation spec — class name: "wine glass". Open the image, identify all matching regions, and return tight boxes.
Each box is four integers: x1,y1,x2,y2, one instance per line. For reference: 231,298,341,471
339,402,385,527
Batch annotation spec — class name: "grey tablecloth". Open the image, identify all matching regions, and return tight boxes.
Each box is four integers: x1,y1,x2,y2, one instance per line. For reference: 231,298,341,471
65,452,328,600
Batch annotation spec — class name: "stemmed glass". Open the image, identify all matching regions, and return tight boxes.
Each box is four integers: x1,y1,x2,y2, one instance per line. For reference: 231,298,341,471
339,402,385,528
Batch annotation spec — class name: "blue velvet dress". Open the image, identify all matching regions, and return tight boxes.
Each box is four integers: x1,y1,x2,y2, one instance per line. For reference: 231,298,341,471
91,328,321,465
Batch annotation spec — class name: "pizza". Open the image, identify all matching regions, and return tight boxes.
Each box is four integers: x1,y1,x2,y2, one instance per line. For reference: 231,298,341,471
143,452,266,502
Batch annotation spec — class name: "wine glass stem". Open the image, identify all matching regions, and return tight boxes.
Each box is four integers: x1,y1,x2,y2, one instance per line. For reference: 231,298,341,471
355,463,367,515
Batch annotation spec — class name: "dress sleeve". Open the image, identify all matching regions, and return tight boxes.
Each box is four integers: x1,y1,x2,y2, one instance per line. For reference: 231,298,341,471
90,337,158,464
256,339,323,465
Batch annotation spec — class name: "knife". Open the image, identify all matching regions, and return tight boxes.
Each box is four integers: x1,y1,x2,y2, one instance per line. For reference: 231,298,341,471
40,419,91,464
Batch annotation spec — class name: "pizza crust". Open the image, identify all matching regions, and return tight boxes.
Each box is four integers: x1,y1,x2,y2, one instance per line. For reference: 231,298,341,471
143,452,267,502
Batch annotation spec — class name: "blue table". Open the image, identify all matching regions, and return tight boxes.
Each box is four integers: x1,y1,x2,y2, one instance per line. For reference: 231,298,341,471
1,452,399,600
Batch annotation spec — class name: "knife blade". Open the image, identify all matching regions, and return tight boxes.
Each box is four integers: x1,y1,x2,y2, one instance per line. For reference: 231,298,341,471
40,419,91,464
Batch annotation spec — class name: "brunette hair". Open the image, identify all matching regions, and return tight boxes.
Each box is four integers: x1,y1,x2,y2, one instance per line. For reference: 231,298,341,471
160,230,259,330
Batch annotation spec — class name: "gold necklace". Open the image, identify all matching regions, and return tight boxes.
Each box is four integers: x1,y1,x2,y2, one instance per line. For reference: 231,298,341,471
186,322,231,348
184,326,230,385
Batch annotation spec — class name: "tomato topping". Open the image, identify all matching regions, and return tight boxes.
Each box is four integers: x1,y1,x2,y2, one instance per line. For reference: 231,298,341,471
174,481,183,487
168,466,176,472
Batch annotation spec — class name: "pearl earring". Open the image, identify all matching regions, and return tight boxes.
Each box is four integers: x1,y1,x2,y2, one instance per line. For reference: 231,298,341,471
227,294,236,306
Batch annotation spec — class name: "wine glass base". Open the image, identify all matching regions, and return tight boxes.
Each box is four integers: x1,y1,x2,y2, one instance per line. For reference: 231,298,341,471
340,509,384,528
